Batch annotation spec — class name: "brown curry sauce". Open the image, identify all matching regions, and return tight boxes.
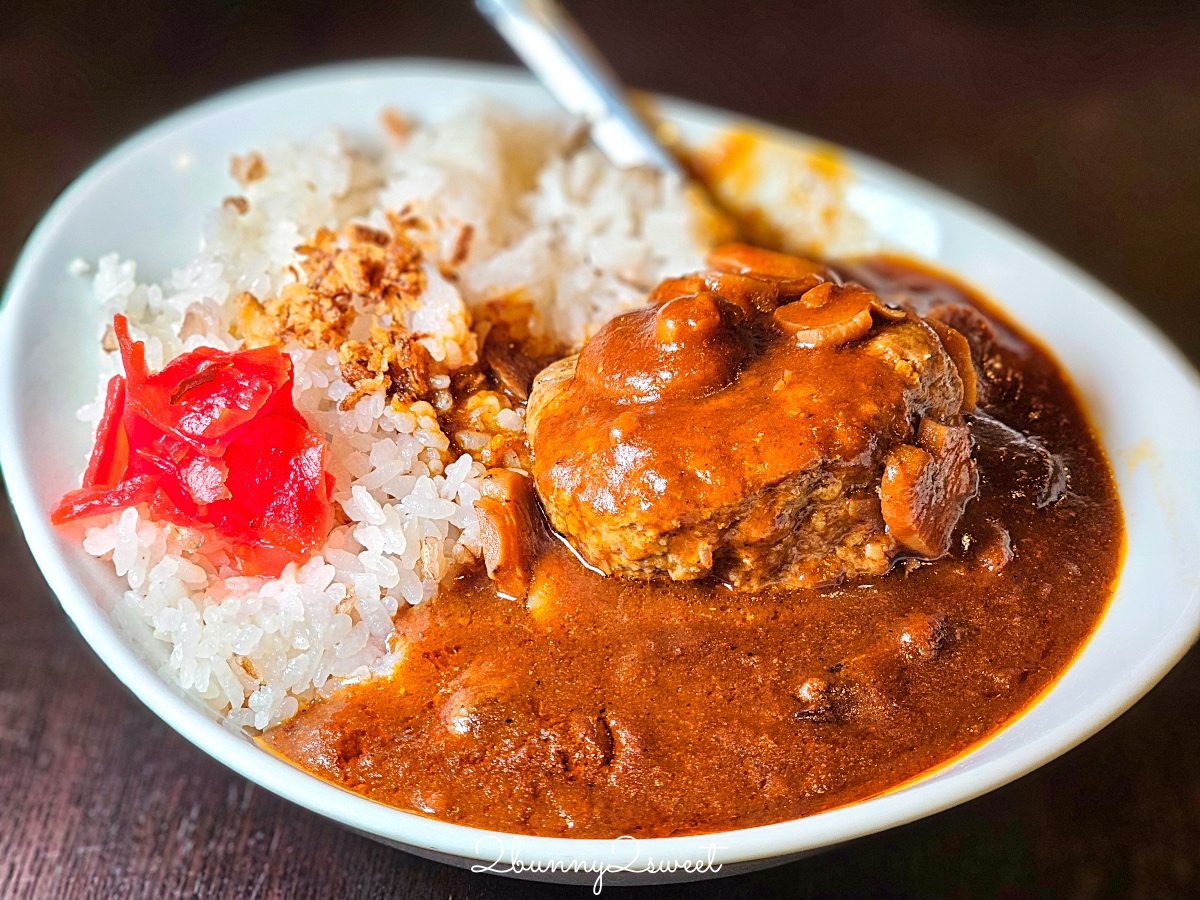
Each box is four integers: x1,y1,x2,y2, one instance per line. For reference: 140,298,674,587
262,255,1123,838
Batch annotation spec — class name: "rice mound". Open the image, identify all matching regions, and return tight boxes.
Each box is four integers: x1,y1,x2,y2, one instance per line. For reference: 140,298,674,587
72,107,714,731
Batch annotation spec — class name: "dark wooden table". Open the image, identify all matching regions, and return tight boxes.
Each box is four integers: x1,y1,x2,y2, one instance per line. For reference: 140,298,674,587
3,1,1200,896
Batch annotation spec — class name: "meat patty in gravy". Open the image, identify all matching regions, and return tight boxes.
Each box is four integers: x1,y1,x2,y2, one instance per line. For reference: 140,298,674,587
526,244,978,588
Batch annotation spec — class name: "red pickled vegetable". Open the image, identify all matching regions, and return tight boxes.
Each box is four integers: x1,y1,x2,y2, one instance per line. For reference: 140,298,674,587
216,414,331,554
52,315,334,576
52,475,158,525
114,316,297,453
81,374,128,488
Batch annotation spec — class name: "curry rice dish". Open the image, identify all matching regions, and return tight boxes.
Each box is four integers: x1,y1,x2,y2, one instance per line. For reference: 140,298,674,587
55,110,1122,839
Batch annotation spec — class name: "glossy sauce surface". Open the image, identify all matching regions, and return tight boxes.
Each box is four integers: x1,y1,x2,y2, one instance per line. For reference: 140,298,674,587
263,256,1123,838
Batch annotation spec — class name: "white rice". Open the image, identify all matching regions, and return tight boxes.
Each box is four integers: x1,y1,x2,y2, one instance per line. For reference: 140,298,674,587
71,107,715,731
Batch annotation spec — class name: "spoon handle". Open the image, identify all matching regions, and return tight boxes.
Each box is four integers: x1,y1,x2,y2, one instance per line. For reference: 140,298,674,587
475,0,684,177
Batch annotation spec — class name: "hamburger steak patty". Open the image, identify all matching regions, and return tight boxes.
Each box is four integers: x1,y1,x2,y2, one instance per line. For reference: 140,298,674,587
526,244,978,589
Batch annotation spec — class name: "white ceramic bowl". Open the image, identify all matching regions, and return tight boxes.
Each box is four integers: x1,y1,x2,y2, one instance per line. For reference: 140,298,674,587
3,60,1200,887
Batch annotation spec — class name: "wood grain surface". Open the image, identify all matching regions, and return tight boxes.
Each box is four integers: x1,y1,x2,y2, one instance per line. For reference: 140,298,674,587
3,1,1200,896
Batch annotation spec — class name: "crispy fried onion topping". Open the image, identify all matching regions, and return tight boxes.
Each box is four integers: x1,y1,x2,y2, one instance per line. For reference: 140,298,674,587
235,212,440,411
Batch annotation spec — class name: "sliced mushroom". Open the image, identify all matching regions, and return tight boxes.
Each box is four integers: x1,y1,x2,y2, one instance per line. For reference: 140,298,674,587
702,271,783,314
525,354,577,445
969,518,1014,573
793,676,836,720
651,269,821,317
889,611,948,661
868,300,910,321
970,412,1068,507
838,612,948,678
773,283,876,349
926,318,977,412
655,292,725,345
474,469,544,600
648,274,707,306
438,659,518,737
808,612,948,725
480,324,543,404
707,242,827,281
880,418,976,557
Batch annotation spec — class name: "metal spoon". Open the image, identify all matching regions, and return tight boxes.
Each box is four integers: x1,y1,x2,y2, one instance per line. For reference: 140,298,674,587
475,0,685,178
